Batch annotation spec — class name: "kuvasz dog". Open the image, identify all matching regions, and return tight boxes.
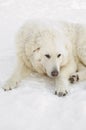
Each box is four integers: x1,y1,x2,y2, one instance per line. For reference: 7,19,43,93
2,20,86,97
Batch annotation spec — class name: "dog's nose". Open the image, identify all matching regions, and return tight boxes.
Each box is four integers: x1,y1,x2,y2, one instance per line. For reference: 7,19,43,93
51,70,58,77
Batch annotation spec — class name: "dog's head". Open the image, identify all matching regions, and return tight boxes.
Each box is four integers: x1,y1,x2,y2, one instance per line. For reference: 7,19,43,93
29,30,70,78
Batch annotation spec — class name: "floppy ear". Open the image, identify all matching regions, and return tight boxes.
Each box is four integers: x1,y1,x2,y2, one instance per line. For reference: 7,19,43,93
25,42,41,57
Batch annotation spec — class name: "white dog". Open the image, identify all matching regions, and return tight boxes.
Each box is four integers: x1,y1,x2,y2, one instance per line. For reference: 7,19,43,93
3,20,86,97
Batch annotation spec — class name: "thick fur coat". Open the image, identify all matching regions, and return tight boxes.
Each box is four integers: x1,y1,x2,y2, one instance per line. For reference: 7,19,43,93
3,20,86,96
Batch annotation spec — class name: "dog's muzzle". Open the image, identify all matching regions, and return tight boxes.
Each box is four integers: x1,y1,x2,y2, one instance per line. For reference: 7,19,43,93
51,70,59,77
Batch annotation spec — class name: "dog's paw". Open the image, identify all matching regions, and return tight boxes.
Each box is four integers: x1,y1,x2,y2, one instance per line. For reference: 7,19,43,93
2,80,18,91
69,74,79,84
55,88,68,97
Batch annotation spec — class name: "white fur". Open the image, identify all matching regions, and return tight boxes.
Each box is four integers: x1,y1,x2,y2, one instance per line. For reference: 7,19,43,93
3,20,86,96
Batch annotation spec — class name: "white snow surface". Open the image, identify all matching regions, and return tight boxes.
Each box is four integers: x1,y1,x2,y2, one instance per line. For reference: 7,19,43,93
0,0,86,130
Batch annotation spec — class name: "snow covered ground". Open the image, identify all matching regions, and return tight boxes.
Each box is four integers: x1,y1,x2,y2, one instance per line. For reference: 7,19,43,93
0,0,86,130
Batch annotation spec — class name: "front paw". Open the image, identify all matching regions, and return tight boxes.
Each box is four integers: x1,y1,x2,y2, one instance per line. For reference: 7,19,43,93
69,74,79,84
55,88,68,97
2,80,18,91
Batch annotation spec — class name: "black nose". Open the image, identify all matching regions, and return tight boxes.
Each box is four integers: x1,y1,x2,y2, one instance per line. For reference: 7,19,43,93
51,70,58,77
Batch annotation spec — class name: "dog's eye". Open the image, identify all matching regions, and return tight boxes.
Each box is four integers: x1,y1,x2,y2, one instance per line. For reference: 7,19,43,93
45,54,51,59
57,54,61,58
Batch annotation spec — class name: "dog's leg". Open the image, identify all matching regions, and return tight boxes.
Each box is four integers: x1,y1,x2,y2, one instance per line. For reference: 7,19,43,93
69,69,86,84
55,58,77,97
2,62,31,91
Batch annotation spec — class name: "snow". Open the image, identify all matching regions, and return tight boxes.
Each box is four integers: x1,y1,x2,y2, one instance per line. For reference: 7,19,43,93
0,0,86,130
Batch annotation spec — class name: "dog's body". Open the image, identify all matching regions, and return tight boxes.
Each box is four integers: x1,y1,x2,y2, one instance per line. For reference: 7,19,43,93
3,20,86,96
